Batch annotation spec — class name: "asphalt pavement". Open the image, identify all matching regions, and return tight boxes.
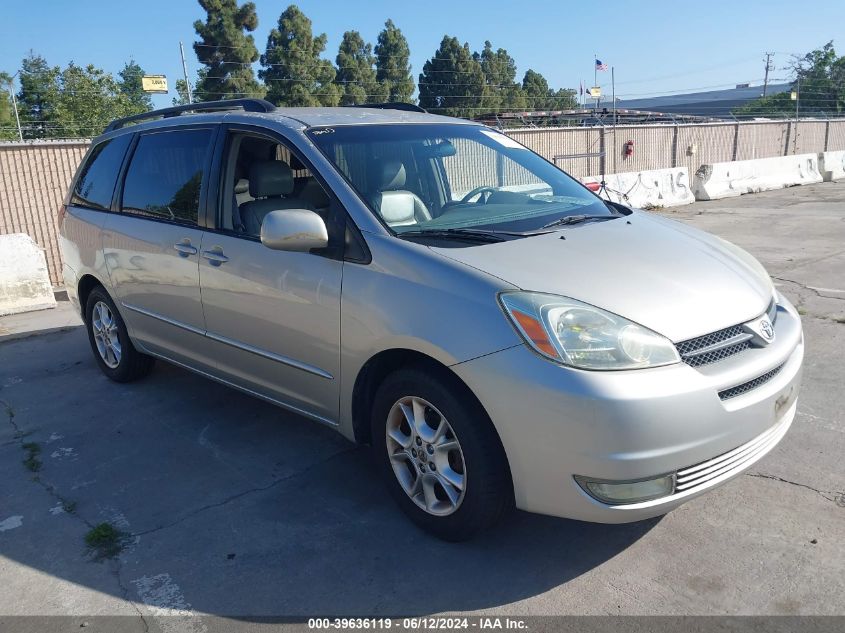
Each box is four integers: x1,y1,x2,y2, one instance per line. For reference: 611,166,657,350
0,182,843,625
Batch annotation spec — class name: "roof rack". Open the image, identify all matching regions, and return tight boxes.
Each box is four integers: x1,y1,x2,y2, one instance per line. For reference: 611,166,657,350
344,102,428,114
104,98,277,133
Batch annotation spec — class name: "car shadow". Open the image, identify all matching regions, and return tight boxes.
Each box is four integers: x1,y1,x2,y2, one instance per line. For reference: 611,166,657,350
0,331,659,617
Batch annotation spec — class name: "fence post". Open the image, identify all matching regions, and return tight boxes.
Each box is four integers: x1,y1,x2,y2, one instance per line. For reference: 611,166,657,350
784,122,792,156
599,126,607,176
732,123,740,161
824,117,830,152
671,124,679,168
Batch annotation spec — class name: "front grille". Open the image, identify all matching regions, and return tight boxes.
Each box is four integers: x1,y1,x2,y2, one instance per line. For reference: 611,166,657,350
718,363,785,400
676,325,751,367
675,416,789,492
675,300,778,369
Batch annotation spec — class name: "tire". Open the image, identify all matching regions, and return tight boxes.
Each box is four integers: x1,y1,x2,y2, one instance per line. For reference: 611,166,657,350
84,286,154,382
371,366,512,541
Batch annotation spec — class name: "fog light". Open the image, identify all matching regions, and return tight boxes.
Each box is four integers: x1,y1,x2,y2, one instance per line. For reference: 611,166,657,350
575,474,675,505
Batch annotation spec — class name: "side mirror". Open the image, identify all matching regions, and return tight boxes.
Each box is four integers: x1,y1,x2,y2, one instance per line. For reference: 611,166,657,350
260,209,328,252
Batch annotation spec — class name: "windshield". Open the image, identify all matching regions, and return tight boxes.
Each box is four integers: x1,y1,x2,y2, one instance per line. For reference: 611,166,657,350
307,124,614,236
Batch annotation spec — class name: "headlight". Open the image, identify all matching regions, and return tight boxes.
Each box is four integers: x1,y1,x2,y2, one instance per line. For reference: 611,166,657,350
499,292,680,370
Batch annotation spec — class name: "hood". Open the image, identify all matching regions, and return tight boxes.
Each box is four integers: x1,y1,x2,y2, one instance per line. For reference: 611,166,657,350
432,212,773,342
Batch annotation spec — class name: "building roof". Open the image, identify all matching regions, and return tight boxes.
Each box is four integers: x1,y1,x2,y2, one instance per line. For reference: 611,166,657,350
617,83,791,118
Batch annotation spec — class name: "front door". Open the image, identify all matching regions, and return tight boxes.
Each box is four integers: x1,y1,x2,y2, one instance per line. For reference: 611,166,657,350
198,128,344,424
103,126,217,370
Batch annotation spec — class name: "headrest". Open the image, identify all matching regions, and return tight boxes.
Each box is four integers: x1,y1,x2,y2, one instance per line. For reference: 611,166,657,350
249,161,293,197
378,161,406,191
234,178,249,194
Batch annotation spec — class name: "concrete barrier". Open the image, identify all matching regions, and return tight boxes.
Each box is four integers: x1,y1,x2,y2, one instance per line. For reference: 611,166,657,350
819,150,845,181
0,233,56,316
692,154,823,201
581,167,695,209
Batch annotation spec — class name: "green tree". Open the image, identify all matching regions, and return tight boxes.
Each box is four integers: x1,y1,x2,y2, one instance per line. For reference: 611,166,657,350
260,5,341,106
118,60,153,112
193,0,264,101
172,78,192,106
0,72,18,140
374,19,414,102
418,36,485,118
336,30,383,105
521,69,552,110
548,87,577,111
16,52,60,139
735,42,845,118
54,63,134,137
474,41,526,113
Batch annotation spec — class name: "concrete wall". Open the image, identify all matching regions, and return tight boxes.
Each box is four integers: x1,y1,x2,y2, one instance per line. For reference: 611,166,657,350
692,154,823,201
1,120,844,288
0,233,56,316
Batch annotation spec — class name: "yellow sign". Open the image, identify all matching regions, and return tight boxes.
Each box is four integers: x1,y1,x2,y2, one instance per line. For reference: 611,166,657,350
141,75,168,94
588,86,602,98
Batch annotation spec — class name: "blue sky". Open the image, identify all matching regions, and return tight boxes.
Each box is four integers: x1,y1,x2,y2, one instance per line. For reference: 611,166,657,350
2,0,842,108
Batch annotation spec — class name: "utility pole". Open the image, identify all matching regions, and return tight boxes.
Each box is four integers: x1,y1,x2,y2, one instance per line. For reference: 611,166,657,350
6,73,23,141
793,76,800,154
179,41,193,104
763,52,774,97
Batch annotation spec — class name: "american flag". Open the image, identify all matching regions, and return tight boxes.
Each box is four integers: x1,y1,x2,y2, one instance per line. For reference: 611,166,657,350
595,59,608,71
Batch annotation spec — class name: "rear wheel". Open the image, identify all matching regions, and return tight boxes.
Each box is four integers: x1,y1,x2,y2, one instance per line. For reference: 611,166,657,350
371,367,512,541
85,287,154,382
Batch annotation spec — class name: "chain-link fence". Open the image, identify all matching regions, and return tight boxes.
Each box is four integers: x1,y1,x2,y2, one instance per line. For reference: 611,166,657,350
2,119,844,286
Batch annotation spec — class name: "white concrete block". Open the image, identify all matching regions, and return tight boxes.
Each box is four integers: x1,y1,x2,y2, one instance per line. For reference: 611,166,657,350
692,154,823,201
0,233,56,316
581,167,695,209
819,150,845,181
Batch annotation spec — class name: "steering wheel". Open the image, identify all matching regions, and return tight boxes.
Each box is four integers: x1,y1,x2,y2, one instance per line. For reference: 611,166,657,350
459,186,498,204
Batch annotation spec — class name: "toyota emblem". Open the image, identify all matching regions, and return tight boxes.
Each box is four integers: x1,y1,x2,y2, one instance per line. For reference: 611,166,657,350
760,319,775,340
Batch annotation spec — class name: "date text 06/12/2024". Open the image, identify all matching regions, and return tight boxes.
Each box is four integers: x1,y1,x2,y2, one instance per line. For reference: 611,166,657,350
307,618,528,630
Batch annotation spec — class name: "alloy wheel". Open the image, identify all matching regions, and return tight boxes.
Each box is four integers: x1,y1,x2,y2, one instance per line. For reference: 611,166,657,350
385,396,466,516
91,301,122,369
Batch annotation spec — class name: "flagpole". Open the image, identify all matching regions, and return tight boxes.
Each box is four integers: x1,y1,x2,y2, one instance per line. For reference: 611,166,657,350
612,66,617,173
593,53,597,111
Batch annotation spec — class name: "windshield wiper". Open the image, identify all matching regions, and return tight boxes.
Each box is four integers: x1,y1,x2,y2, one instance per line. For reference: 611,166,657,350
541,214,618,229
397,228,507,243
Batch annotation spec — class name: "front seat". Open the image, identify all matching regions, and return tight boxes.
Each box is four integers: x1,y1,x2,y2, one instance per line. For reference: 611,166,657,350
370,161,431,227
239,161,311,235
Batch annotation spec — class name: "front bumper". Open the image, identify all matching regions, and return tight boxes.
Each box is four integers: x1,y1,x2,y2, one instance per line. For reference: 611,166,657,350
452,297,804,523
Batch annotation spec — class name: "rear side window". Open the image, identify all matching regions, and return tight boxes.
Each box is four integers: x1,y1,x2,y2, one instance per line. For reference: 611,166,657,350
121,129,213,225
72,134,132,211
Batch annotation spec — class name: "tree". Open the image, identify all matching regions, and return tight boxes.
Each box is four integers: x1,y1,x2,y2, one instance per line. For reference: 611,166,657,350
548,88,577,111
172,78,192,106
118,60,153,112
193,0,264,101
16,52,60,139
521,69,553,110
0,72,18,140
418,36,485,118
374,19,414,102
259,5,341,107
53,63,135,137
336,30,383,105
735,42,845,118
474,41,525,113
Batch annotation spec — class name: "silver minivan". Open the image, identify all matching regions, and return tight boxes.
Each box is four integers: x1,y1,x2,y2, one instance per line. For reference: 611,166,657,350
59,100,803,541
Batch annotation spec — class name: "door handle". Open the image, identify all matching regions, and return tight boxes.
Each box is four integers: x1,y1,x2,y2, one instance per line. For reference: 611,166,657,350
173,242,198,257
202,249,229,266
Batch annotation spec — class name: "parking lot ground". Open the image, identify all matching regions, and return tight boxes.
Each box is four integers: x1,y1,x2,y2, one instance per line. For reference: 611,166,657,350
0,182,843,623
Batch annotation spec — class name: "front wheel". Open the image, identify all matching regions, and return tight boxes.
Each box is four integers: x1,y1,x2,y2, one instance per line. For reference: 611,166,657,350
371,367,512,541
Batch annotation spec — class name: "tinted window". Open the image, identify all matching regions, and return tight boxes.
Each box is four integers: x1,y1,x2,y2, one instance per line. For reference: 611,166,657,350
121,129,212,225
72,135,132,210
